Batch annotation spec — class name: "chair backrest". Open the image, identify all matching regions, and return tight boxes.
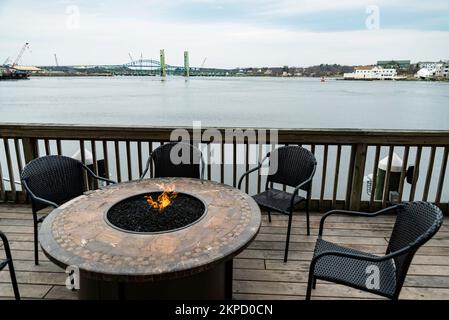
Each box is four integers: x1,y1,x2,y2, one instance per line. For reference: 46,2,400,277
151,142,203,179
387,202,443,294
21,155,86,211
267,146,317,190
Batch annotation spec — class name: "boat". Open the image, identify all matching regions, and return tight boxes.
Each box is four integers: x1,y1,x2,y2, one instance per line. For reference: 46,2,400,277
0,65,41,80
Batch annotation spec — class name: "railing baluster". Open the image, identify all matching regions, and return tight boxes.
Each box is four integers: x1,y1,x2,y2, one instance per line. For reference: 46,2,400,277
126,141,132,181
345,145,356,210
102,141,110,180
115,141,122,183
435,146,449,206
0,158,5,201
310,144,316,200
282,143,287,192
398,146,410,203
80,140,86,164
257,142,262,194
319,144,328,211
409,146,422,201
14,138,23,174
137,141,143,178
233,141,237,187
423,146,436,201
382,146,394,208
332,145,342,209
13,138,26,204
91,140,98,189
245,141,249,193
220,143,225,184
207,143,212,181
56,139,62,155
369,145,381,210
80,140,89,189
149,141,153,178
3,139,16,201
44,139,51,155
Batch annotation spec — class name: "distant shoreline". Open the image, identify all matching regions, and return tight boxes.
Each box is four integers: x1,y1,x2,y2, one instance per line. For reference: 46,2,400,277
25,74,449,83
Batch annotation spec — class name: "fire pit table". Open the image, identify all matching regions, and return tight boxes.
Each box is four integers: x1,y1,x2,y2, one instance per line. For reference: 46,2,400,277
39,177,261,299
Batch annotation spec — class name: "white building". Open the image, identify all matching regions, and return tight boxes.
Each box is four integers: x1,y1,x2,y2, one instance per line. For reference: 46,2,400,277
344,66,398,80
416,61,448,78
416,68,433,79
418,62,441,70
439,62,449,77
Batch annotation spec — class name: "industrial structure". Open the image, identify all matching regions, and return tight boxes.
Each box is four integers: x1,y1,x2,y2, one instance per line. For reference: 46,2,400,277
33,49,229,77
1,42,41,80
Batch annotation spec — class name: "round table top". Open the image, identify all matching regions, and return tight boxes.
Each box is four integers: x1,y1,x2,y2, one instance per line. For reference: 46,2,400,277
39,178,261,281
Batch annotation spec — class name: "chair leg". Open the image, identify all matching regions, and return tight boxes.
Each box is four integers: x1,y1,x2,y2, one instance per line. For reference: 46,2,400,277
33,212,39,265
306,272,314,300
284,212,293,262
267,211,272,223
8,258,20,300
312,277,317,289
0,232,20,300
305,191,311,236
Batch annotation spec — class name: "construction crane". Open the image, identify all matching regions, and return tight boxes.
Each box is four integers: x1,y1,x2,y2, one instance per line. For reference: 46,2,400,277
140,53,143,71
128,52,134,63
201,57,207,68
12,42,30,67
54,54,59,67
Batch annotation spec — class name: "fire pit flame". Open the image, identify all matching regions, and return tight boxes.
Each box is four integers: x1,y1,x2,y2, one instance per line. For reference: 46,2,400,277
144,184,178,212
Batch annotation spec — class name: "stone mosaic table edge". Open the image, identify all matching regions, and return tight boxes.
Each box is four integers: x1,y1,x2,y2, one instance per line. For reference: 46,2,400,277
39,178,261,282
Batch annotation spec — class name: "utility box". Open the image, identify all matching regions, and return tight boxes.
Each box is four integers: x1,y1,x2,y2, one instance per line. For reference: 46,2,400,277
375,153,403,200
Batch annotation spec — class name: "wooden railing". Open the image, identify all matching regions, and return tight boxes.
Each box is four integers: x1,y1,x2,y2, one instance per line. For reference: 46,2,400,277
1,123,448,214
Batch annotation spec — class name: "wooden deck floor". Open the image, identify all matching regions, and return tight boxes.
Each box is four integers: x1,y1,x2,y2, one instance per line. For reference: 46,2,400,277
1,204,449,300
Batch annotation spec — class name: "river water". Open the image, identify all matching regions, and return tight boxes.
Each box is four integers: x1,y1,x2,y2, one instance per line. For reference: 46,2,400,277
1,76,449,129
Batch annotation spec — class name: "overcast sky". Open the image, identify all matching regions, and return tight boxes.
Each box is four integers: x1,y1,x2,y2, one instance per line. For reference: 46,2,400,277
1,0,448,68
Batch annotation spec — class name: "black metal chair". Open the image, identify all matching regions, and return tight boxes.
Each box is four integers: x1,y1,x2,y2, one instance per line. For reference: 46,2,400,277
238,145,317,262
0,230,20,300
306,201,444,300
140,142,205,180
21,155,116,265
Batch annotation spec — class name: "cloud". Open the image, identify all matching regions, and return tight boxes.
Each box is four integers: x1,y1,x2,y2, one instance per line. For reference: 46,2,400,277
242,0,449,16
0,0,448,67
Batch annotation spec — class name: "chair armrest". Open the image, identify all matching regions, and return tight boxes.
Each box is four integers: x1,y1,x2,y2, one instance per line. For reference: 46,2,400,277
0,230,13,265
95,176,116,185
199,153,205,181
81,163,116,184
289,163,317,211
21,180,59,209
0,230,9,247
238,166,260,190
318,205,399,237
312,250,382,265
237,154,270,190
139,154,153,180
310,243,413,278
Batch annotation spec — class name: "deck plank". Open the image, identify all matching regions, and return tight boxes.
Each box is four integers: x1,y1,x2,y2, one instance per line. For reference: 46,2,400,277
1,204,448,300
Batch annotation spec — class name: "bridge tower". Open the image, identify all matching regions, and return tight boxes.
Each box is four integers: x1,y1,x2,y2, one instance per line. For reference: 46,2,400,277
160,49,166,77
184,51,189,77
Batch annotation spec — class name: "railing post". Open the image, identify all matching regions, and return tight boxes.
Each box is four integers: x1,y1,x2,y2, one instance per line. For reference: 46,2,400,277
22,138,39,164
350,143,367,211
